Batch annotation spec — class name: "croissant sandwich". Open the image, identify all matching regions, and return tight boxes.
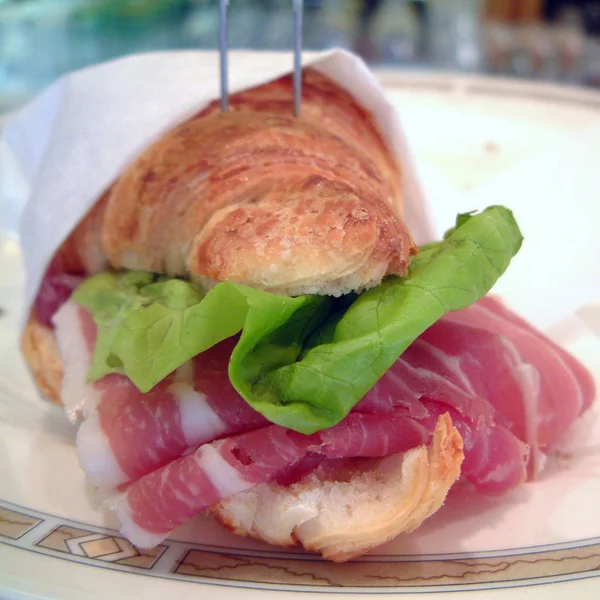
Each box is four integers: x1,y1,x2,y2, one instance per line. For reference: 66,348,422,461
20,68,594,562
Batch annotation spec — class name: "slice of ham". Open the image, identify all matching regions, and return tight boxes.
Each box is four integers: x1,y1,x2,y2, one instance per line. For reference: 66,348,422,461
56,300,522,493
52,293,594,547
54,293,592,497
358,361,529,494
53,301,268,488
113,425,314,548
34,262,83,327
111,411,454,548
418,296,595,474
112,396,526,548
53,300,102,421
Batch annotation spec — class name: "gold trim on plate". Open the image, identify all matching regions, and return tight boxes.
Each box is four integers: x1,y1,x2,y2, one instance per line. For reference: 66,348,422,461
1,499,599,591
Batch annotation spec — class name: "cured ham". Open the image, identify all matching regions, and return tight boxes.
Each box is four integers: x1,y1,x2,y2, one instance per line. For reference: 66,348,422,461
52,294,593,547
83,342,269,488
111,412,451,548
34,262,83,327
114,425,313,548
358,360,529,494
53,301,268,488
418,296,595,473
58,300,524,493
53,300,102,420
55,295,592,495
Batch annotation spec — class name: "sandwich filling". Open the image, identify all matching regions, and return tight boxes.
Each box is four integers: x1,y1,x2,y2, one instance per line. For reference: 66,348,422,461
35,205,595,552
64,206,523,434
50,285,593,549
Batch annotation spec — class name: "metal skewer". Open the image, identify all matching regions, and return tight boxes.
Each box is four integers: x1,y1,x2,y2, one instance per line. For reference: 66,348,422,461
219,0,303,117
293,0,304,117
219,0,229,112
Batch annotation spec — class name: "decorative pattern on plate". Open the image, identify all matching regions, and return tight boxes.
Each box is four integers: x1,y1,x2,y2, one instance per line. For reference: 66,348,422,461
37,526,167,568
0,507,42,539
174,546,600,588
1,499,599,593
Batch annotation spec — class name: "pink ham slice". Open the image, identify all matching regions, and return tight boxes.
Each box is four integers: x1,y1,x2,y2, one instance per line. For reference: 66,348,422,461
35,263,83,327
46,271,594,548
111,399,528,548
87,340,268,488
418,296,595,474
111,410,446,548
357,357,529,494
113,425,313,548
54,294,592,496
53,301,268,488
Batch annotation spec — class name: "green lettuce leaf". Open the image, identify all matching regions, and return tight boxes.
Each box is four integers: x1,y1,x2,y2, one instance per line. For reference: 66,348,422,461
74,272,331,391
73,205,523,434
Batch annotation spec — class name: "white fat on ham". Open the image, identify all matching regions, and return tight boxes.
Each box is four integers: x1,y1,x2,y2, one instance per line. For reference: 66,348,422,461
168,383,229,446
196,443,250,497
500,336,543,475
470,300,588,423
54,301,233,490
105,494,168,551
413,339,477,396
52,300,101,422
108,441,253,548
392,356,483,408
76,413,128,489
74,383,231,490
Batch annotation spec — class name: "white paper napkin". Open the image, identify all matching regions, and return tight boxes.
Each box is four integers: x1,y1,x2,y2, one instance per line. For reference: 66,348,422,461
0,49,431,323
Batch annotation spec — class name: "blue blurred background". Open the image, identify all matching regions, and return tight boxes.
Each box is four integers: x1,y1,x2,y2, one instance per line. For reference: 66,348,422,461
2,0,600,111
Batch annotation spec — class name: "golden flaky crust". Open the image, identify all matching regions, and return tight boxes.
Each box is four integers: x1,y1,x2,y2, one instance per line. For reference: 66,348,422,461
212,414,464,562
52,193,110,276
21,311,64,405
53,69,415,297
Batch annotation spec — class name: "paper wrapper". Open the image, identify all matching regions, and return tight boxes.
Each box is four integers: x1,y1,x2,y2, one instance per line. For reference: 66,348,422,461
0,48,431,324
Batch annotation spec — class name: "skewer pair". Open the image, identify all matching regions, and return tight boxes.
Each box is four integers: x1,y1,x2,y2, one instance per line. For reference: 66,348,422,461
219,0,304,116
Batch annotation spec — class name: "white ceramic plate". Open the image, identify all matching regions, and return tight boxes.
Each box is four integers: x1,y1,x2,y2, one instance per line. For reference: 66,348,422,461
1,73,600,599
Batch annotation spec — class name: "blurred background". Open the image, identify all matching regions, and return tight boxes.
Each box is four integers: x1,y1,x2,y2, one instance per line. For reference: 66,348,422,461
1,0,600,111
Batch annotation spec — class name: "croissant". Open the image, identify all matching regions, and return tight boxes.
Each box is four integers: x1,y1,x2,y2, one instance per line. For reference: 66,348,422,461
20,67,460,563
50,68,416,297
